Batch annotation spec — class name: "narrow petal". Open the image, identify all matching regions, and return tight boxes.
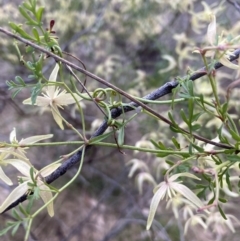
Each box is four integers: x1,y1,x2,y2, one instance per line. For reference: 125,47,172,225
20,134,53,145
22,97,34,105
207,14,216,46
38,181,54,217
35,96,51,107
23,96,50,107
4,159,31,176
54,93,81,106
219,56,239,70
40,163,61,177
0,182,28,213
146,184,168,230
51,106,64,129
48,64,59,97
0,167,13,185
173,183,204,208
10,128,17,143
169,173,201,182
158,55,177,74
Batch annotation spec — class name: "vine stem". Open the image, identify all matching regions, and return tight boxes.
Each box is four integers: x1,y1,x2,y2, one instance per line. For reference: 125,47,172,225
0,27,235,149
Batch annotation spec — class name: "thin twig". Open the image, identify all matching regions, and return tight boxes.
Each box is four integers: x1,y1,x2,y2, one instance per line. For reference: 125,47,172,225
1,27,240,212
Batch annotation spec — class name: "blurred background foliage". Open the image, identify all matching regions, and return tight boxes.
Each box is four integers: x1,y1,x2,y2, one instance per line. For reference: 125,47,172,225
1,0,240,240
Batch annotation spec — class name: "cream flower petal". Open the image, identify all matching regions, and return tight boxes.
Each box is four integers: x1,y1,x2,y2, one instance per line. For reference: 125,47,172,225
158,55,177,74
0,166,13,185
219,57,239,70
4,159,31,176
40,163,61,177
51,106,64,130
172,183,204,208
23,96,51,107
10,128,17,143
0,182,28,213
169,173,201,182
20,134,53,145
146,184,168,230
54,93,82,106
47,64,59,97
38,180,54,217
207,14,216,46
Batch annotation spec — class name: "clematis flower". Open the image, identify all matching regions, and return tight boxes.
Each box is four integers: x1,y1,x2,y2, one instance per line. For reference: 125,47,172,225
146,173,204,230
23,64,82,130
194,13,240,70
0,151,27,185
6,127,53,162
0,161,61,217
206,212,240,234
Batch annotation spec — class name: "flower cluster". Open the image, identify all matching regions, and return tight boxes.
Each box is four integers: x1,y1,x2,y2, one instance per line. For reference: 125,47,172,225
0,128,60,216
0,64,83,216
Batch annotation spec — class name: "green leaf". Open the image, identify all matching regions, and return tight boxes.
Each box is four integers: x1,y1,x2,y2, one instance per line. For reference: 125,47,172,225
191,124,201,131
12,209,22,221
11,222,21,236
31,82,42,105
168,111,178,127
18,5,38,25
217,125,230,145
157,151,171,157
226,155,240,162
34,54,43,76
157,141,166,150
9,22,18,31
15,76,26,86
19,5,33,21
188,143,193,155
13,25,35,40
89,131,113,144
191,143,204,152
187,79,194,96
188,98,194,122
32,27,40,42
18,204,29,217
192,112,202,122
165,160,174,166
218,204,227,220
0,223,15,236
219,197,227,203
220,102,228,118
170,125,182,133
177,163,190,173
226,170,232,191
211,155,222,165
197,188,207,200
22,2,33,11
29,0,37,10
150,140,160,149
195,184,207,189
117,126,125,146
207,196,215,205
172,137,180,149
12,89,23,99
36,7,44,22
229,129,240,141
26,45,35,53
180,109,189,125
202,173,211,182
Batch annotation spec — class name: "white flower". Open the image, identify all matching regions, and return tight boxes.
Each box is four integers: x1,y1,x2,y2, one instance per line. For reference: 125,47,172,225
0,161,61,217
146,173,204,230
0,151,25,185
206,212,240,234
23,64,83,129
7,127,53,161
